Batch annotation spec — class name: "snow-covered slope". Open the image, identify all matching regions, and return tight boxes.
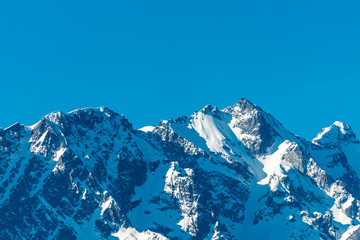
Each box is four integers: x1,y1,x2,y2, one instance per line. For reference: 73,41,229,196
1,99,360,239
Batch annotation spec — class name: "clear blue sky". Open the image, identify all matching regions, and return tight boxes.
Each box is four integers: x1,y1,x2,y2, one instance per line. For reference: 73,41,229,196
0,0,359,140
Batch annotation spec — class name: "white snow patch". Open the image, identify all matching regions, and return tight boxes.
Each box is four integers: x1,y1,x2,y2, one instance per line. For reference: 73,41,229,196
331,204,353,225
258,141,292,190
101,193,113,216
82,189,87,200
112,227,167,240
139,126,155,133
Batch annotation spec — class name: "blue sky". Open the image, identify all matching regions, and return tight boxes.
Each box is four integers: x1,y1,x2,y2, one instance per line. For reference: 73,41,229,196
0,0,359,139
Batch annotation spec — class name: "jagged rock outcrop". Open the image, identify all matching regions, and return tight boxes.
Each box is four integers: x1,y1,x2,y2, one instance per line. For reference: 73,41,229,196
1,100,360,239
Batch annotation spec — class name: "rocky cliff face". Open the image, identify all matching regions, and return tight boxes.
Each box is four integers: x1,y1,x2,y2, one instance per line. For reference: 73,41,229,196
1,100,360,239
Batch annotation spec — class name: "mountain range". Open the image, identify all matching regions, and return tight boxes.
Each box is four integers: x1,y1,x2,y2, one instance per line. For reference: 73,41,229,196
1,98,360,239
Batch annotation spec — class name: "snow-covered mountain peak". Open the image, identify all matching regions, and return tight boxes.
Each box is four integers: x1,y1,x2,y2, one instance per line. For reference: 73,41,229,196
58,107,132,130
43,111,64,124
158,99,300,157
313,121,358,146
200,104,213,112
68,106,120,120
225,98,273,123
3,100,360,240
40,107,121,126
235,97,257,108
223,99,299,155
195,104,222,119
333,121,347,128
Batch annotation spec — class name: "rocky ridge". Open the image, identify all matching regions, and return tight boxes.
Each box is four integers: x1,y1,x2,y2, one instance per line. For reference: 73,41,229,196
1,100,360,239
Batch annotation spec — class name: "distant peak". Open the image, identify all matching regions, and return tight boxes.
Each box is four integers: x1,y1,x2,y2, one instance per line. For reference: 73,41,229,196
29,106,133,133
197,104,222,119
200,104,214,112
333,121,344,127
226,98,261,115
44,111,65,124
68,106,116,116
235,98,256,107
332,121,349,130
223,98,262,116
41,107,119,125
313,121,358,146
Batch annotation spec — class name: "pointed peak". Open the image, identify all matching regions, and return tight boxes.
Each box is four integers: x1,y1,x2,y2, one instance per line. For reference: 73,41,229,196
223,98,298,155
313,121,358,146
224,98,262,115
235,98,256,107
44,111,65,124
332,121,351,130
196,104,222,119
198,104,219,113
224,98,263,116
159,120,169,125
200,104,213,112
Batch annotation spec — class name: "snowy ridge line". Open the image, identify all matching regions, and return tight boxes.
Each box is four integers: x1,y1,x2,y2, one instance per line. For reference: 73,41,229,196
0,98,360,239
